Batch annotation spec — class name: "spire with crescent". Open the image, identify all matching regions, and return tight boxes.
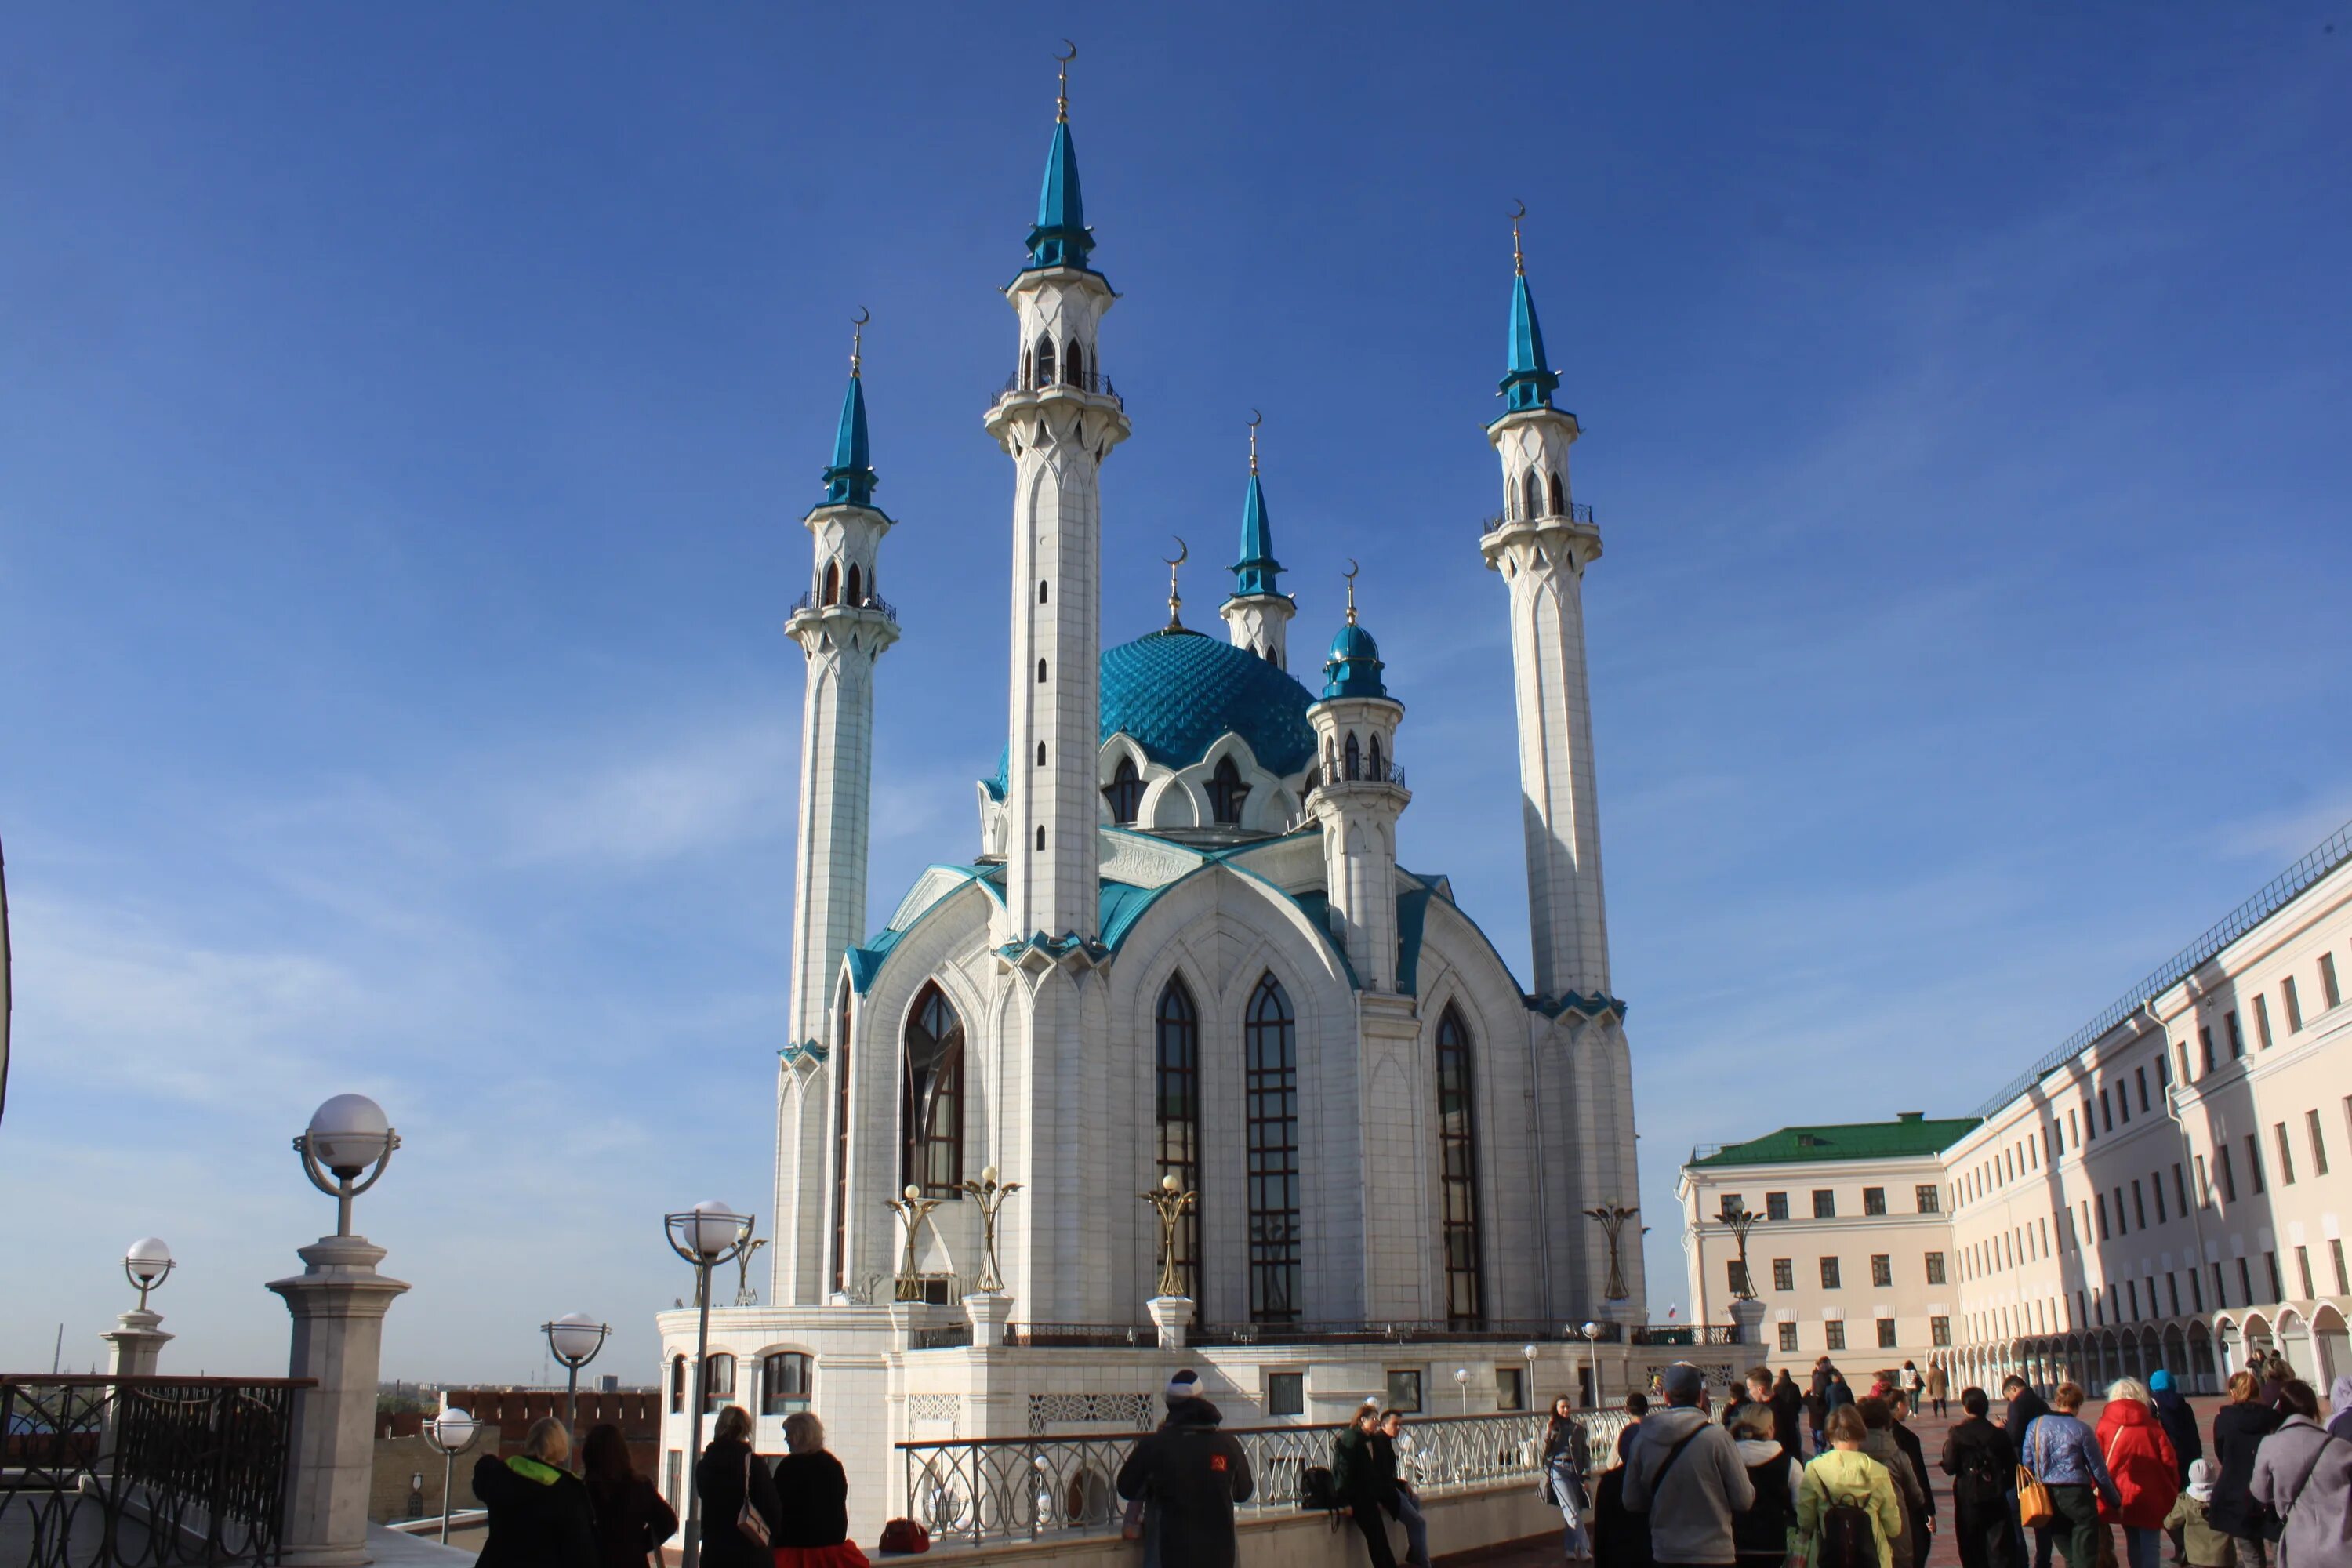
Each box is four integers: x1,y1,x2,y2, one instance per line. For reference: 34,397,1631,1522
822,310,877,507
1025,42,1097,274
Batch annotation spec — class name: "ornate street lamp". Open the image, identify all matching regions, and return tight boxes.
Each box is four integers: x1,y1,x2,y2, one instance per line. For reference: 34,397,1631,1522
424,1406,478,1544
1522,1343,1539,1410
884,1185,945,1302
124,1237,174,1312
1139,1174,1198,1300
294,1094,399,1236
1581,1320,1603,1409
1453,1365,1471,1417
956,1166,1023,1295
1582,1201,1639,1304
542,1313,609,1433
1719,1197,1766,1301
665,1201,754,1568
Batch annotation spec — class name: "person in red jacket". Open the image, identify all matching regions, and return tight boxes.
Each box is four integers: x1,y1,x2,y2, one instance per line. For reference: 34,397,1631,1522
2093,1379,2181,1568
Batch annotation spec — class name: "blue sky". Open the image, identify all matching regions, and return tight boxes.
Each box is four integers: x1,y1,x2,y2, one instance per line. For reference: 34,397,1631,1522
2,4,2347,1382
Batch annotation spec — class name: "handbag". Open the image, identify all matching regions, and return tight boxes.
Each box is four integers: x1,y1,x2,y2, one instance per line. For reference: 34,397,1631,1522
2017,1420,2057,1530
736,1452,771,1549
877,1519,930,1555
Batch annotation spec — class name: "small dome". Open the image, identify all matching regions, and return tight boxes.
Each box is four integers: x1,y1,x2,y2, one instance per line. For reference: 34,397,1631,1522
1327,622,1379,663
1321,618,1388,700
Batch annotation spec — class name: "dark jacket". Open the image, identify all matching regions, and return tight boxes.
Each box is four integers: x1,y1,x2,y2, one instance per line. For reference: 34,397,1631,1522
1889,1420,1935,1524
2002,1387,2052,1459
584,1473,677,1568
2207,1401,2284,1539
1940,1415,2016,1510
771,1450,848,1548
1592,1464,1653,1568
1769,1380,1803,1454
474,1454,598,1568
1730,1438,1799,1563
1824,1379,1856,1414
1330,1422,1387,1507
1116,1396,1254,1568
2151,1388,2203,1485
693,1438,784,1568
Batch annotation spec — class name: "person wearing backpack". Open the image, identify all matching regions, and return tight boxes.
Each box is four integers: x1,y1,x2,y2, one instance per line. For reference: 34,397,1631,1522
1798,1405,1904,1568
1622,1363,1756,1567
1938,1387,2018,1568
2247,1379,2351,1568
1113,1374,1254,1568
1857,1399,1928,1568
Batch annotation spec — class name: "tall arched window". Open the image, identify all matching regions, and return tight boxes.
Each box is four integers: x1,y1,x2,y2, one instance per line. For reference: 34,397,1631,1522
1035,825,1046,851
1548,471,1566,517
1207,756,1248,825
1344,732,1362,781
1246,974,1301,1323
1103,755,1144,824
669,1355,686,1414
700,1353,735,1414
902,983,965,1196
1436,1004,1486,1327
1021,349,1033,390
1367,733,1385,781
1036,742,1047,766
846,565,862,604
821,561,840,607
830,987,853,1294
1035,336,1057,388
760,1352,811,1417
1039,580,1050,604
1523,470,1544,519
1156,978,1202,1303
1037,659,1048,684
1065,339,1085,386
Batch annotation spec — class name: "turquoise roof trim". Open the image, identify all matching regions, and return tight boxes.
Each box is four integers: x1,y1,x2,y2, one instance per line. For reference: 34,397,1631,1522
1395,880,1432,996
1024,119,1097,274
822,373,876,506
844,865,1001,994
1231,473,1282,598
1500,272,1563,414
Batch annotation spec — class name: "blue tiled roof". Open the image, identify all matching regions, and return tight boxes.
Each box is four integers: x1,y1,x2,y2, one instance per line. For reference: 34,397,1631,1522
985,628,1320,795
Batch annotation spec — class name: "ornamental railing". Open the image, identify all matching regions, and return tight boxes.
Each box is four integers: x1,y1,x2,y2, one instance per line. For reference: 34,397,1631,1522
902,1408,1629,1548
1301,762,1407,797
1,1375,309,1568
786,590,898,624
989,369,1120,411
1004,1324,1159,1349
1482,501,1595,535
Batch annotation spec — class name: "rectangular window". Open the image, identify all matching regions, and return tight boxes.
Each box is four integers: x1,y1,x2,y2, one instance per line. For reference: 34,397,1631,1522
2227,1011,2245,1059
2039,1218,2050,1257
2212,1261,2227,1308
1915,1184,1940,1214
2245,1134,2266,1194
2101,1089,2114,1131
2274,1123,2296,1185
2190,1268,2204,1312
2112,1187,2129,1235
1727,1258,1750,1295
2134,1066,2148,1114
1773,1258,1795,1292
2118,1087,2130,1125
2309,1109,2331,1176
2199,1027,2216,1074
2043,1125,2056,1163
2217,1145,2237,1203
1385,1370,1422,1414
1863,1186,1887,1216
1496,1367,1526,1412
1930,1316,1951,1347
2285,977,2303,1032
1766,1192,1789,1221
1244,982,1302,1324
2296,1246,2314,1298
2238,1257,2253,1304
2325,953,2343,1010
1820,1257,1842,1290
2076,1290,2088,1327
1824,1320,1846,1352
2333,1239,2348,1296
2126,1279,2140,1320
1813,1189,1836,1219
1871,1254,1892,1287
1779,1322,1800,1352
666,1450,682,1512
1718,1193,1745,1218
2132,1181,2147,1229
760,1351,812,1417
1925,1251,1947,1285
2264,1251,2282,1303
1434,1010,1485,1327
1266,1373,1305,1417
2255,994,2274,1048
2168,1274,2181,1316
1876,1317,1897,1348
2153,1174,2167,1225
2173,1163,2189,1214
2096,1192,2111,1240
2069,1108,2081,1146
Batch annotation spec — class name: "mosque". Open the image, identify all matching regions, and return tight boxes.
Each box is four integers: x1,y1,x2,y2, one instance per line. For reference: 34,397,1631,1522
655,60,1650,1539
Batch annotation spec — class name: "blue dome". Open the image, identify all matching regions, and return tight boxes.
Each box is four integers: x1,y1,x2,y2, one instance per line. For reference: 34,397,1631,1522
1321,618,1388,700
1328,622,1379,662
985,629,1319,797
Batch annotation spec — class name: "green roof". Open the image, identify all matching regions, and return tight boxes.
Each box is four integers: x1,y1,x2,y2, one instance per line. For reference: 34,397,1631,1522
1690,1113,1980,1169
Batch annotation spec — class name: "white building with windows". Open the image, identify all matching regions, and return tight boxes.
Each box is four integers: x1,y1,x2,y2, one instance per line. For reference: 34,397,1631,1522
1681,818,2352,1396
655,73,1650,1539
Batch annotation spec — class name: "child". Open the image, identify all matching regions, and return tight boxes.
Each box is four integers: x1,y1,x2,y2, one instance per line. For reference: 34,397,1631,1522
2162,1459,2230,1568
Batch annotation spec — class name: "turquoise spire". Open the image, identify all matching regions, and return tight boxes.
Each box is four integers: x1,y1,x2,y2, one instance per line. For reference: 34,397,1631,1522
1499,209,1561,414
821,314,876,507
1025,49,1095,272
1231,416,1282,598
1321,575,1388,699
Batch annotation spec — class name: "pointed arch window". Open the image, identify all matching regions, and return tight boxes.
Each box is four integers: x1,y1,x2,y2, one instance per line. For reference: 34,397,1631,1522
1523,470,1544,520
1367,733,1385,782
1035,336,1057,388
830,985,854,1294
1436,1004,1486,1327
1103,755,1145,825
1246,974,1301,1323
1344,732,1362,781
821,561,840,607
1207,756,1249,826
1037,659,1048,684
1035,825,1046,851
846,564,862,605
1548,471,1566,517
1065,339,1084,386
1156,977,1203,1303
902,983,965,1196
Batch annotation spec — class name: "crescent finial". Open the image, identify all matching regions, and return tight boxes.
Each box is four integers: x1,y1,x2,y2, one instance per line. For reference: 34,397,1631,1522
1508,198,1526,221
1163,535,1189,568
851,306,869,327
1343,557,1359,582
1342,558,1360,625
848,307,868,376
1509,200,1526,275
1055,38,1078,63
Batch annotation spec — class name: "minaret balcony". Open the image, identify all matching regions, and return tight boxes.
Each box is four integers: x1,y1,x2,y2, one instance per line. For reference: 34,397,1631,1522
787,590,900,626
1305,760,1409,800
987,367,1121,412
1481,499,1594,536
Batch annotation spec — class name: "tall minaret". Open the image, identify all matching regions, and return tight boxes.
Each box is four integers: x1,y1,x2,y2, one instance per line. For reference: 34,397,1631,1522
984,53,1129,944
1479,216,1611,1002
1305,576,1408,991
1219,415,1294,668
775,319,898,1305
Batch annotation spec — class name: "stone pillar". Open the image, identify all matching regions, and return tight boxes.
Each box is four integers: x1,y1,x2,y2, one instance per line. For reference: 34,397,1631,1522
102,1310,172,1377
268,1234,410,1568
964,1292,1013,1350
1728,1298,1766,1347
1147,1295,1194,1352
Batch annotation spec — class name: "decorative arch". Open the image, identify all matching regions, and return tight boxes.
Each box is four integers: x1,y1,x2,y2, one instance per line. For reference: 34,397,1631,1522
846,564,862,605
1065,339,1085,386
1104,755,1144,824
1523,470,1542,519
830,982,854,1294
1244,972,1301,1324
1035,335,1056,387
902,982,966,1196
1435,1003,1485,1327
1207,755,1247,826
757,1348,813,1416
822,561,840,607
1367,732,1385,781
1344,731,1362,781
1155,975,1203,1303
1548,471,1565,516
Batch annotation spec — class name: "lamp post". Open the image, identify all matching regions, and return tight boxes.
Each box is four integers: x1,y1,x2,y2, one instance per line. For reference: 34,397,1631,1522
103,1236,178,1377
1522,1343,1538,1410
296,1093,400,1238
956,1165,1023,1294
1139,1174,1198,1299
665,1201,753,1568
884,1185,944,1302
1453,1365,1470,1417
1719,1199,1764,1300
542,1314,610,1434
1581,1320,1603,1409
125,1238,174,1310
1582,1201,1639,1304
424,1406,478,1544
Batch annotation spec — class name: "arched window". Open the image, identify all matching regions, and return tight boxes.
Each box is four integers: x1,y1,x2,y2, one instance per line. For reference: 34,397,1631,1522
1021,349,1033,390
1246,974,1301,1323
1156,977,1202,1303
830,988,853,1294
760,1352,812,1416
1102,755,1145,824
821,561,840,607
1039,580,1050,604
700,1353,736,1414
1523,470,1544,519
902,983,965,1196
1065,339,1085,386
1037,659,1048,684
1036,742,1047,767
669,1355,686,1413
1035,335,1057,388
1367,733,1385,781
1548,471,1565,516
1207,756,1249,826
1344,732,1362,781
1436,1005,1486,1327
1035,825,1046,851
846,564,862,605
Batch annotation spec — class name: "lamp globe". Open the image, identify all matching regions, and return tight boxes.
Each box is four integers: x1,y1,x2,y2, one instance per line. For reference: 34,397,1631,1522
548,1313,604,1363
685,1201,742,1260
125,1236,173,1286
431,1407,477,1450
307,1094,390,1177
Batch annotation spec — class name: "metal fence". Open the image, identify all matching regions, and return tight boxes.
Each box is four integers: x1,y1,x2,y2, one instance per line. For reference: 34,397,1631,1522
1480,501,1596,535
901,1407,1630,1548
2,1375,307,1568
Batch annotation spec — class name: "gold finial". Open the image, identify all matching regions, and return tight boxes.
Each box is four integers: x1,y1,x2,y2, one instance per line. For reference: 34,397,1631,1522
1343,557,1359,625
1054,39,1076,122
1509,199,1526,277
849,306,869,377
1247,408,1261,475
1163,536,1188,630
